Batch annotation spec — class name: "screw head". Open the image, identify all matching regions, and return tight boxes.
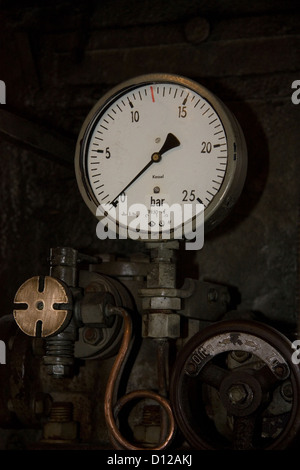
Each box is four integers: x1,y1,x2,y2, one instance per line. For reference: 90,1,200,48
82,327,103,345
274,364,289,378
185,362,197,375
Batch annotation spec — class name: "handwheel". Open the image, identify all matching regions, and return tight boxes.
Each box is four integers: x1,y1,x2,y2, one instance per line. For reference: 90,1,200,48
170,320,300,450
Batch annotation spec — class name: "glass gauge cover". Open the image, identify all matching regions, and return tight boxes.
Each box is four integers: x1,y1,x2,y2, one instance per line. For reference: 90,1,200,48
75,74,247,243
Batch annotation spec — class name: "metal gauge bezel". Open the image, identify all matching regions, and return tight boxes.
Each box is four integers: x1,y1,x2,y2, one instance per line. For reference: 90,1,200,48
75,73,247,239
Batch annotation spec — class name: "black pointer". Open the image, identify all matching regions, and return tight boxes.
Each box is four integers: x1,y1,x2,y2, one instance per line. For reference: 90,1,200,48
111,133,180,206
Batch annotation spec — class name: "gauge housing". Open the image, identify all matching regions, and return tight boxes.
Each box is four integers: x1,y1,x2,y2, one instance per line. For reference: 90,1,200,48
75,73,247,241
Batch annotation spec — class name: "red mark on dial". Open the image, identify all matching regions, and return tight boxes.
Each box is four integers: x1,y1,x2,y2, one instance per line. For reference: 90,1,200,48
150,86,155,102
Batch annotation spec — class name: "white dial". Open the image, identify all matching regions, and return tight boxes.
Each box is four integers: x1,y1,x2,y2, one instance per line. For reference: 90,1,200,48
75,74,247,241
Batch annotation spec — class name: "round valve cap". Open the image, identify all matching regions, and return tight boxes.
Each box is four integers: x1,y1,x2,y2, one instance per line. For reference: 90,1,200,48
13,276,72,337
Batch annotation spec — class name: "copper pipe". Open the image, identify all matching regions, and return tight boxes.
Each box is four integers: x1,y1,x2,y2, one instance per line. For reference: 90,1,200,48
104,305,176,450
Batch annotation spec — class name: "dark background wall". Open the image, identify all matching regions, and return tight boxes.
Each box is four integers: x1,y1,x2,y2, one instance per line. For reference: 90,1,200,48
0,0,299,331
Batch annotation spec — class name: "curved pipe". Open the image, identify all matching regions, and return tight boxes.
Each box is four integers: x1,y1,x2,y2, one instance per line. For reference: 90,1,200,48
104,305,176,450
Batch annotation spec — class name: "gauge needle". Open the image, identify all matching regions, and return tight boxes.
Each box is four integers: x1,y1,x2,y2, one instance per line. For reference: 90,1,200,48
111,133,180,206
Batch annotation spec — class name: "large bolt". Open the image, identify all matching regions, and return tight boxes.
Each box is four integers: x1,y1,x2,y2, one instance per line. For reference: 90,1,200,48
228,384,248,405
43,402,78,442
49,402,73,422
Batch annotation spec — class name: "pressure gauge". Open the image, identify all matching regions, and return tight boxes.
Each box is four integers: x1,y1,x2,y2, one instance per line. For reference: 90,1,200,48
75,74,247,244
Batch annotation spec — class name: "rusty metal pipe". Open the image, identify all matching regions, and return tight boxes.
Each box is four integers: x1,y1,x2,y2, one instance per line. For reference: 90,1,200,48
104,305,176,450
156,338,170,442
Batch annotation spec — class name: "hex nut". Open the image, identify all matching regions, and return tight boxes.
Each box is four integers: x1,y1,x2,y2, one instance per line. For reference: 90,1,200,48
142,296,181,310
147,263,176,288
228,384,248,405
43,360,73,378
134,425,161,444
43,421,78,441
142,312,180,338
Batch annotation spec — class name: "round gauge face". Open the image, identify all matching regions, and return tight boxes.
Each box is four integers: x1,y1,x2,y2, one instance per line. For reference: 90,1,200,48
75,74,247,242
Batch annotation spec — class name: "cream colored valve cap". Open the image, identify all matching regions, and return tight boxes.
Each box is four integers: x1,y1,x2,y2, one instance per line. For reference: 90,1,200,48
13,276,71,337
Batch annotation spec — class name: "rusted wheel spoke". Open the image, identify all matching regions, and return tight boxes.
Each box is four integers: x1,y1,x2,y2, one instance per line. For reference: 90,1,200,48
233,414,258,450
198,362,229,390
253,364,287,392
